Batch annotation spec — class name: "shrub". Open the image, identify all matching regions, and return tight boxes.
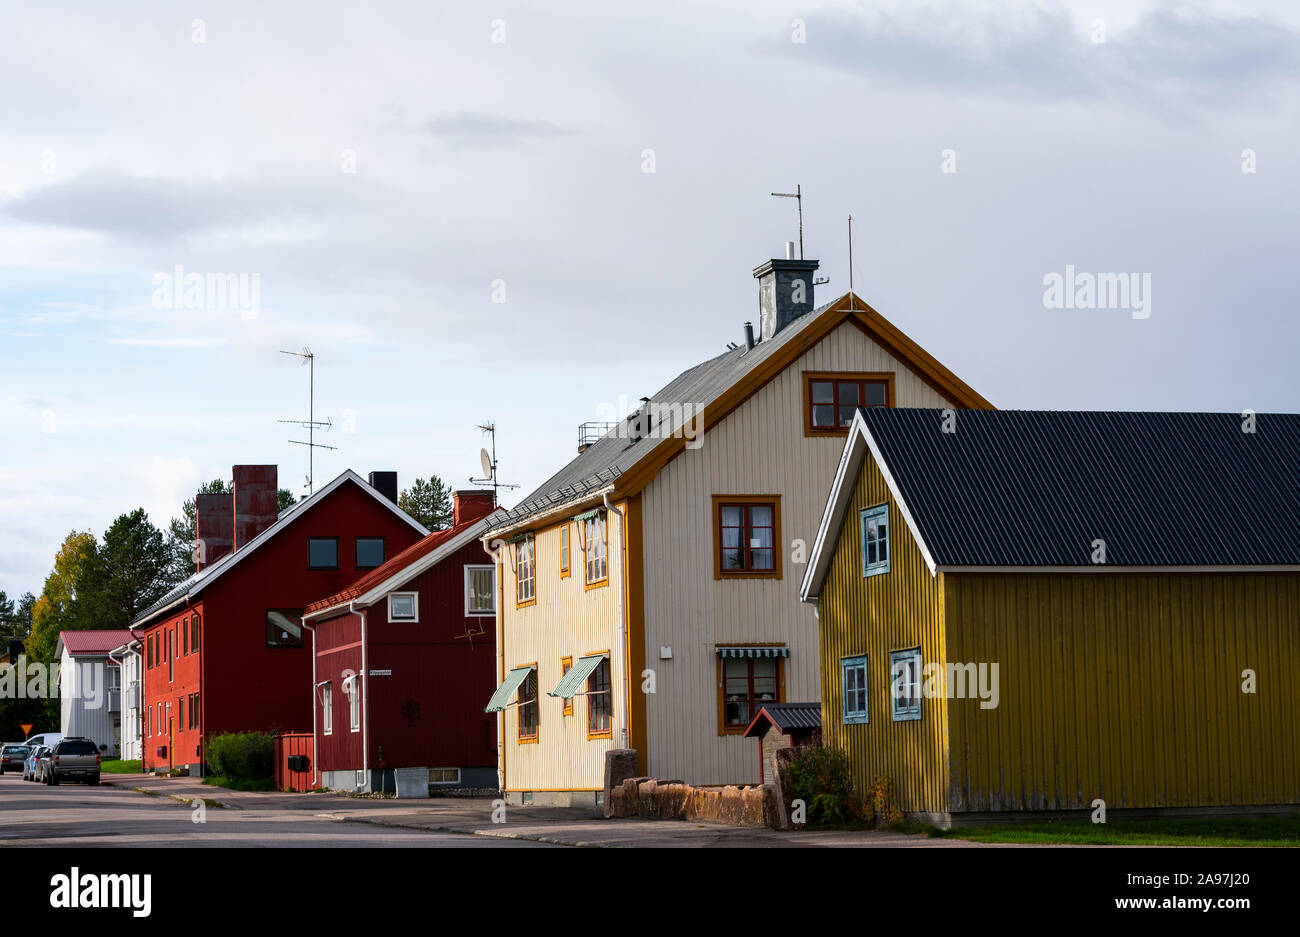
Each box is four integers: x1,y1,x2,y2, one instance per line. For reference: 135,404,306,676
205,732,274,780
868,774,905,828
782,744,863,828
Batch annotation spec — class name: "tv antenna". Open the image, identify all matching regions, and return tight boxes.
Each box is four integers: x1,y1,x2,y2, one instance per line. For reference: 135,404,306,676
847,214,856,312
277,347,336,495
469,420,519,505
770,184,804,259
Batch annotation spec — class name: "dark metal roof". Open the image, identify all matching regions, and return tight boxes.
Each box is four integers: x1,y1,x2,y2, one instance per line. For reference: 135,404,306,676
863,409,1300,567
743,702,823,737
486,298,843,530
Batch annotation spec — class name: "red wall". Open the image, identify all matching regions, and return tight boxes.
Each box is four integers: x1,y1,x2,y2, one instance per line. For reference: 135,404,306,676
313,536,498,773
142,479,422,771
141,600,204,771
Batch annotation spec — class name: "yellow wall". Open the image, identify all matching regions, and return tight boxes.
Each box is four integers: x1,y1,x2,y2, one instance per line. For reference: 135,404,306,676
944,571,1300,812
817,455,949,815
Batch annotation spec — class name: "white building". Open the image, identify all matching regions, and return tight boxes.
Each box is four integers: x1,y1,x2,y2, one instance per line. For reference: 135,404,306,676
108,632,143,761
57,630,134,757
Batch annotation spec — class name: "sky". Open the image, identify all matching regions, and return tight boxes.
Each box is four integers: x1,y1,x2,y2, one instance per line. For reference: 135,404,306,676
2,0,1298,596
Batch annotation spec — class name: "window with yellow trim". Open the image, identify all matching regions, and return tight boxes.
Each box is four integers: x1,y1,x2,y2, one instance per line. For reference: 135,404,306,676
560,525,570,578
515,535,535,606
560,657,573,716
586,657,612,738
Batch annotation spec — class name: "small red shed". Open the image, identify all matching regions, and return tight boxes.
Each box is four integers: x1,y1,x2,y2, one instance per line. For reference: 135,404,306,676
303,491,503,795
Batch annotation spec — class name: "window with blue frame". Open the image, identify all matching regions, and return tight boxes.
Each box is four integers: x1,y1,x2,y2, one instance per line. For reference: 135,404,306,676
861,505,889,577
890,647,922,721
841,656,868,724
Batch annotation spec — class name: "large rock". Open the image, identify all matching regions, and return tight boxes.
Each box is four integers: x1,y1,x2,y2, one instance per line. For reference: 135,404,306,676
602,749,639,818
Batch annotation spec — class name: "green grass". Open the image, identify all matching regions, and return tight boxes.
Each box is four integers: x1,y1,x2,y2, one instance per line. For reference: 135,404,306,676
925,814,1300,847
201,776,276,792
99,759,142,774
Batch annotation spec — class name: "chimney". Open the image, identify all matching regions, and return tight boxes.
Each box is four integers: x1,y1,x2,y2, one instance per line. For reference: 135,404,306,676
743,321,755,350
195,492,234,572
453,489,495,527
233,465,278,551
368,471,399,504
752,252,820,342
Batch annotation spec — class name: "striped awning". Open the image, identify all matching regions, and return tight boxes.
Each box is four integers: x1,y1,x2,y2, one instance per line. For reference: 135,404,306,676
485,666,533,713
548,654,605,700
571,507,604,523
716,646,789,659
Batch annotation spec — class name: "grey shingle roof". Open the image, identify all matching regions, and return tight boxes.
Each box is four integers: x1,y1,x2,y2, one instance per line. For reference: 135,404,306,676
743,702,823,736
488,298,842,530
864,408,1300,567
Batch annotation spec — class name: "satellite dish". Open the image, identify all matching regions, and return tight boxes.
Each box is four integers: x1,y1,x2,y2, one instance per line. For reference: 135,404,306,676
480,448,493,481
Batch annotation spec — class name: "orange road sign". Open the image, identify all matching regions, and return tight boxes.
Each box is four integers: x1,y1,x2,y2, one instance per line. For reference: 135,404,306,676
19,723,34,737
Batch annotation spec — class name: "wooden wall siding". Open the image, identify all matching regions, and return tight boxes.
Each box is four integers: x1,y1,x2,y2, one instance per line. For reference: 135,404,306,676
500,505,626,791
641,321,955,786
944,571,1300,812
816,453,949,814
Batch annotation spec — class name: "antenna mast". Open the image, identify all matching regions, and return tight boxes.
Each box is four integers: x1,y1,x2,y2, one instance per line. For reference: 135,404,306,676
278,348,336,495
847,214,855,312
469,420,519,505
770,184,803,259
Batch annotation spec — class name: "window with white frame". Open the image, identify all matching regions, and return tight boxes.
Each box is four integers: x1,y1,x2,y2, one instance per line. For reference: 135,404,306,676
890,648,922,721
322,682,333,735
388,592,418,623
861,504,890,576
465,566,496,616
842,656,868,724
583,512,607,585
515,536,535,605
347,675,361,732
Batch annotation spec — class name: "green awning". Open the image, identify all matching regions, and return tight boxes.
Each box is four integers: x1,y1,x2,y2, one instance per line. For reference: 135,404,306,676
571,507,604,524
548,654,606,700
485,666,533,713
716,646,789,659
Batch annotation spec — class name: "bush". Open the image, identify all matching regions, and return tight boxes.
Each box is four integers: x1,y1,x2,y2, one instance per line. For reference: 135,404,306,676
204,732,274,780
782,744,863,828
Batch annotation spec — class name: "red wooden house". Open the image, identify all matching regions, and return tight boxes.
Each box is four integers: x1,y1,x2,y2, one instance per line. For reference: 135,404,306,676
302,490,502,793
132,466,426,774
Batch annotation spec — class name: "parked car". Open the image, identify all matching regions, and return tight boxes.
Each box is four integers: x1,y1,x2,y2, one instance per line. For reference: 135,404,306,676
0,743,29,774
31,747,53,783
22,746,48,781
23,732,61,751
46,738,101,786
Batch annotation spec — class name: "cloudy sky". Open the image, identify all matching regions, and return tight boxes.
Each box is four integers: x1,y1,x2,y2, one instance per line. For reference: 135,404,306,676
2,0,1297,595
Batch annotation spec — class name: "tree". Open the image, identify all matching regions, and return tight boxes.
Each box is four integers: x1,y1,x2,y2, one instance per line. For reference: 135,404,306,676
83,509,172,630
164,479,231,583
398,477,454,530
0,591,36,642
278,488,297,512
26,531,98,663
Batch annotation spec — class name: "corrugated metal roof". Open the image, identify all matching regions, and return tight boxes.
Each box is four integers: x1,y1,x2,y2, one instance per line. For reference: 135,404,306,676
58,630,136,656
548,653,605,700
743,702,823,737
485,666,533,713
485,298,843,530
863,409,1300,567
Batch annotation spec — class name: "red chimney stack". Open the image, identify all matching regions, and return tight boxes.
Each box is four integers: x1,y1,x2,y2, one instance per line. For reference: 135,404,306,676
233,465,279,550
195,492,234,572
452,490,495,527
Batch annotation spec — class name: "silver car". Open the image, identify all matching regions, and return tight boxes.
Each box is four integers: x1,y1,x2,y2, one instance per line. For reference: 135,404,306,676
30,746,53,783
0,743,29,775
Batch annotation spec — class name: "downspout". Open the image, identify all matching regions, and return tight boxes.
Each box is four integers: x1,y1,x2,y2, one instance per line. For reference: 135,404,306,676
603,494,630,751
302,615,318,790
353,601,369,792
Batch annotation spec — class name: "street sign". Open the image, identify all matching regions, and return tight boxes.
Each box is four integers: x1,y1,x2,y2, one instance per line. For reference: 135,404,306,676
19,723,33,737
368,669,392,676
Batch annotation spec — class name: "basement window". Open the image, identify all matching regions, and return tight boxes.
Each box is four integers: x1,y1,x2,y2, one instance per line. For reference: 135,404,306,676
890,648,922,722
266,609,304,648
861,505,890,577
308,537,339,569
429,767,461,784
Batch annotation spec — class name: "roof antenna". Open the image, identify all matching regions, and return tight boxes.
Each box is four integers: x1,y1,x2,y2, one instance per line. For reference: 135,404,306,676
770,184,803,259
847,214,855,312
277,347,336,495
469,420,519,506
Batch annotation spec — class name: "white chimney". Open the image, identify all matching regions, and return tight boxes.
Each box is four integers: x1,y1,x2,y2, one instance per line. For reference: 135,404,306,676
785,241,796,260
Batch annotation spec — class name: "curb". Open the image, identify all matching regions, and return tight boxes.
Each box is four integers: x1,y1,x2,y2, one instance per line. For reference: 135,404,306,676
313,811,599,847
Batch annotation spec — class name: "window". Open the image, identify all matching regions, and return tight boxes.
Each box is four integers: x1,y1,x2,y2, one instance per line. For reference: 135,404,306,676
429,767,461,784
145,706,150,737
147,635,154,670
308,537,338,569
167,629,174,682
355,537,385,569
464,566,495,616
266,609,304,648
515,536,535,606
348,676,361,732
720,654,781,731
861,504,890,577
842,656,868,724
189,693,200,729
559,525,570,578
322,682,333,735
890,648,922,721
182,618,189,655
713,496,781,579
177,696,184,731
388,592,418,622
583,512,608,587
190,614,199,654
804,371,892,435
586,657,612,739
559,657,573,716
517,668,538,742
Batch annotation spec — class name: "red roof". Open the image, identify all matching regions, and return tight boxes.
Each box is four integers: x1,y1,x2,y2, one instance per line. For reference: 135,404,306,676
304,524,467,615
59,630,136,656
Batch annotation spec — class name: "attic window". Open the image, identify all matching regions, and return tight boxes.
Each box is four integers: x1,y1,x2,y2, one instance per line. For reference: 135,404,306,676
804,372,892,435
861,505,890,577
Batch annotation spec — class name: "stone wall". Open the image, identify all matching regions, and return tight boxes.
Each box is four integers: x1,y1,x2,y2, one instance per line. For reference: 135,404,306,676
606,775,781,828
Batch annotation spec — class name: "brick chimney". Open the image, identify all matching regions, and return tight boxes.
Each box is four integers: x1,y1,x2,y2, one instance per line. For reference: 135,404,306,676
453,490,495,527
195,492,234,572
753,246,820,342
233,465,279,551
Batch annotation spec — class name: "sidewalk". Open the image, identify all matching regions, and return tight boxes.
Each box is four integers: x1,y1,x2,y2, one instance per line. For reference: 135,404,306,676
103,773,1000,847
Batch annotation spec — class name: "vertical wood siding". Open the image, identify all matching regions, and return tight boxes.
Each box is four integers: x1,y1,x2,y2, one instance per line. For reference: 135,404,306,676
944,571,1300,811
642,321,955,786
817,455,949,814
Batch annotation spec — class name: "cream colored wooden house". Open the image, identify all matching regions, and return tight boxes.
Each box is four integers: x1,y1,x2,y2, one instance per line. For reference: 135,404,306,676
484,255,991,804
